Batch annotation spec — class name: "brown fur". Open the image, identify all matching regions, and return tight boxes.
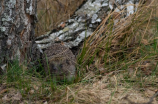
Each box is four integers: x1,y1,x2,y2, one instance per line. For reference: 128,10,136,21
42,43,76,82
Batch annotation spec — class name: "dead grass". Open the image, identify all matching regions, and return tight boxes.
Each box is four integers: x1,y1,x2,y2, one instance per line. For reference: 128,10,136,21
58,72,158,104
1,70,158,104
78,0,158,76
1,0,158,104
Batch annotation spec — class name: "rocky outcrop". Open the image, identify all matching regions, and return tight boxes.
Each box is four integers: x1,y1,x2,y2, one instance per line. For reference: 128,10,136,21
35,0,143,50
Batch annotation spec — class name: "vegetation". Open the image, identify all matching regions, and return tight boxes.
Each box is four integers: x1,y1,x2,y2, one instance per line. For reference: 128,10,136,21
0,0,158,104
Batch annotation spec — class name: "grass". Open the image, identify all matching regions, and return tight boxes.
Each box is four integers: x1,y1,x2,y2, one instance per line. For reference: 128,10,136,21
77,0,158,75
1,0,158,104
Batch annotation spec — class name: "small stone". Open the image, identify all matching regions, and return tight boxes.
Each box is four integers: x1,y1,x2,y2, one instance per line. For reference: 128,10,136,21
29,90,35,94
43,101,48,104
33,85,39,90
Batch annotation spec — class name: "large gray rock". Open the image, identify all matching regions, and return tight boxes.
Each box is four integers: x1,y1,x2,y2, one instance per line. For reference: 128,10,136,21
35,0,141,50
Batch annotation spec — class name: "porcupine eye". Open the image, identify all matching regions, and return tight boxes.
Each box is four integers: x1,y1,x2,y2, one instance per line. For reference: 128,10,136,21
66,59,70,65
51,64,57,70
59,64,63,69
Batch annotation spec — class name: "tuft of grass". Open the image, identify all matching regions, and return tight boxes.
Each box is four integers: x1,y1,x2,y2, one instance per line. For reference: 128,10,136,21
77,0,158,78
6,59,23,83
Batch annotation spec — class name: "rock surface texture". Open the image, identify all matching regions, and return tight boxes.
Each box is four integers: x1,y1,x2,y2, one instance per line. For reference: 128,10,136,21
35,0,142,50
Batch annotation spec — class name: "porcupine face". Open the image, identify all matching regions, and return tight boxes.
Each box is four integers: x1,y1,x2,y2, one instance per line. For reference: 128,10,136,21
48,56,76,81
43,43,76,82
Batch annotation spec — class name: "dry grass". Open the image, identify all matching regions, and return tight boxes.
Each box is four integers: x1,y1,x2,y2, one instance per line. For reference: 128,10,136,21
58,72,158,104
1,70,158,104
1,0,158,104
36,0,86,36
78,0,158,76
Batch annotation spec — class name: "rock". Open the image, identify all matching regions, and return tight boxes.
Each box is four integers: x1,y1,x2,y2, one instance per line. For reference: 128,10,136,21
42,43,76,82
35,0,142,51
35,0,110,49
